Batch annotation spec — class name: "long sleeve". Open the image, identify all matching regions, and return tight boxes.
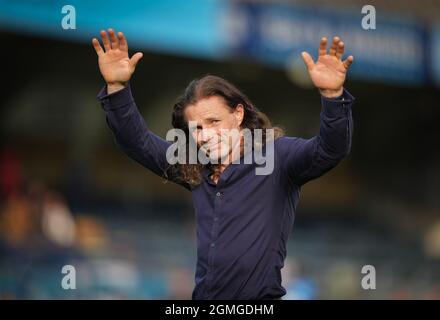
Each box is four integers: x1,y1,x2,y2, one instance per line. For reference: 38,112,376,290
277,88,355,186
97,84,190,191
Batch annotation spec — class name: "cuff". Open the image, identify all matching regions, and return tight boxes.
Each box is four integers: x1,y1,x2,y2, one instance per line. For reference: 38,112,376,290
97,83,134,111
320,88,355,118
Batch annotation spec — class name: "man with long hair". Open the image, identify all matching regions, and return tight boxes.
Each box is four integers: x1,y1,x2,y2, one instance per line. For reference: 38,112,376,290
93,29,355,300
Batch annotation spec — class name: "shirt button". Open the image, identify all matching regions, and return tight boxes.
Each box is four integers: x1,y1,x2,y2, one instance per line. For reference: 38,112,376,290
216,192,221,197
210,243,215,248
214,217,218,222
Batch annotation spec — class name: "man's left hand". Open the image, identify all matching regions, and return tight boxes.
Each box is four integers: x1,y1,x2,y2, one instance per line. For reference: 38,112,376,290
302,36,354,98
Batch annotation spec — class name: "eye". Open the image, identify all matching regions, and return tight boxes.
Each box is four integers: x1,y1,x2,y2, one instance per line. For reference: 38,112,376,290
211,120,220,124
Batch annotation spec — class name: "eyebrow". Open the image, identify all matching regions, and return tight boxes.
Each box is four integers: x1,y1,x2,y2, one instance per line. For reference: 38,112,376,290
190,116,220,126
205,117,220,121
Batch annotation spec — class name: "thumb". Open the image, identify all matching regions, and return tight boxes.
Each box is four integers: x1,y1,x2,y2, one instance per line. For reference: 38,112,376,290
301,51,314,70
130,52,143,68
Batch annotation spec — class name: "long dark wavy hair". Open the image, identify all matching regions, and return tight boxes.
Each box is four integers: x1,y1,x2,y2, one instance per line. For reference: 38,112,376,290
165,75,284,187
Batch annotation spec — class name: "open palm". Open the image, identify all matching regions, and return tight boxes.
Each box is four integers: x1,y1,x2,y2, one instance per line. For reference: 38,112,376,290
302,36,354,97
92,29,143,85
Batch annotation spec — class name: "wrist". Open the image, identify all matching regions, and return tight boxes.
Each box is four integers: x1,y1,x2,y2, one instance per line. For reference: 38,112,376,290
319,87,343,98
107,82,127,95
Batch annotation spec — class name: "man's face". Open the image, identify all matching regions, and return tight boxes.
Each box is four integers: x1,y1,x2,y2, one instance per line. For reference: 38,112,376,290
184,96,244,162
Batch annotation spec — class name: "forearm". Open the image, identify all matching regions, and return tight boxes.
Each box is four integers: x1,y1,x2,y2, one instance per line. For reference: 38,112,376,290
98,83,140,142
97,84,171,177
317,88,354,161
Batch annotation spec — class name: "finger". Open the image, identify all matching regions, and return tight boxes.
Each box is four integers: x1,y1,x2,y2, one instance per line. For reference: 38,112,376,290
318,37,327,56
92,38,104,56
118,32,128,52
301,51,315,70
130,52,143,68
108,28,119,49
336,41,344,59
329,36,339,56
100,30,111,51
343,55,354,69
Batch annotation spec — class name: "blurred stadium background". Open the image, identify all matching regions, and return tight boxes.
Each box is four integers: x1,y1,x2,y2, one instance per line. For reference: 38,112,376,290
1,0,439,299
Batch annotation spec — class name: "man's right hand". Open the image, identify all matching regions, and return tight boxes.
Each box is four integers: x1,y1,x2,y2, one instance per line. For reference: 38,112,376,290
92,28,143,94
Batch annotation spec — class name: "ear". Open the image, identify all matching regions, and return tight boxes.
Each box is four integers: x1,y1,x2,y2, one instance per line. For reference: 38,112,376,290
234,104,245,127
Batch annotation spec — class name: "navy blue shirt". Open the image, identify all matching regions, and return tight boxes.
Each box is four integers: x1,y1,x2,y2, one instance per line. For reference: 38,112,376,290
97,84,355,300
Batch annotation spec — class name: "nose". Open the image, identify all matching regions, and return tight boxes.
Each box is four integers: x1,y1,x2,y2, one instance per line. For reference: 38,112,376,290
198,128,210,144
198,128,218,145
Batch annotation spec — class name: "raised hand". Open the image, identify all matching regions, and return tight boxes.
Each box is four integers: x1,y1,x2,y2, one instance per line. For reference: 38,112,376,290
92,28,143,94
301,36,354,98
